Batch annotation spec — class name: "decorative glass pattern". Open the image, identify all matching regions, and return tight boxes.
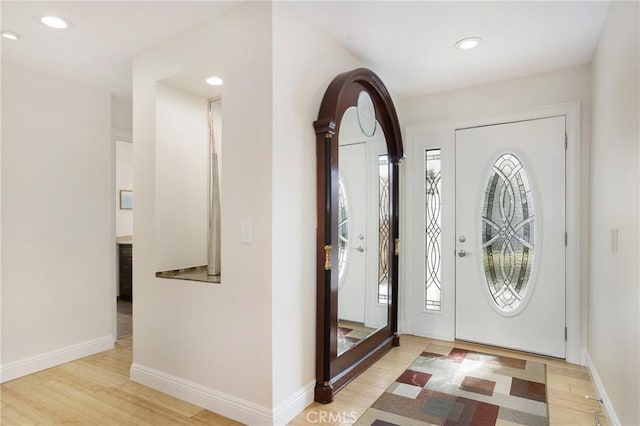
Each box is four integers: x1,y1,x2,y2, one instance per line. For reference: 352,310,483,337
425,149,442,311
338,178,349,283
378,155,390,304
482,154,535,312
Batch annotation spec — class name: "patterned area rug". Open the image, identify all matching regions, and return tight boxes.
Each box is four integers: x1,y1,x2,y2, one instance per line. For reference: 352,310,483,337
356,345,548,426
338,323,376,354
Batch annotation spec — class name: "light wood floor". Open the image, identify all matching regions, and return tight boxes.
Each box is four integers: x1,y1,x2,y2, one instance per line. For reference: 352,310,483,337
1,335,608,425
0,337,242,426
292,335,609,426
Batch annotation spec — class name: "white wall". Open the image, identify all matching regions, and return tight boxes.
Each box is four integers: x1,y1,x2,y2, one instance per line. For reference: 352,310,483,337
400,64,591,136
155,83,208,270
131,3,274,423
271,4,363,420
211,99,222,189
133,4,368,422
1,63,113,381
588,2,639,424
399,65,591,355
116,140,133,237
112,95,132,131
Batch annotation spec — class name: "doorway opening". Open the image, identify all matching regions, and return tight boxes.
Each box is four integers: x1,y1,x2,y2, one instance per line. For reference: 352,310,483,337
115,136,133,340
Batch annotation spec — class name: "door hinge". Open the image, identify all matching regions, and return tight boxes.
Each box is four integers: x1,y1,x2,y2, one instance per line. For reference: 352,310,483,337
565,231,568,246
565,327,568,341
565,133,568,149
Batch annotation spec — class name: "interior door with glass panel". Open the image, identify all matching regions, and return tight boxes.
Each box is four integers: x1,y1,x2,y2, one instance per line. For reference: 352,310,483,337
455,116,566,358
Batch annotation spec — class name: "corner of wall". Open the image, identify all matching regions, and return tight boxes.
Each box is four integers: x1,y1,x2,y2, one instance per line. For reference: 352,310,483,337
130,363,273,425
270,2,364,416
584,351,622,426
272,380,315,425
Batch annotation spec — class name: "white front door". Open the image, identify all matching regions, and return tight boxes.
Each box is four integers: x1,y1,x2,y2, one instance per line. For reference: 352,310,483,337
339,143,367,323
338,138,389,328
455,116,566,358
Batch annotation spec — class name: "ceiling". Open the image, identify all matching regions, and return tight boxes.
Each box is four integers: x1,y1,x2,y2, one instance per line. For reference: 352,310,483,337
1,1,236,102
1,1,610,104
160,59,223,99
291,1,610,98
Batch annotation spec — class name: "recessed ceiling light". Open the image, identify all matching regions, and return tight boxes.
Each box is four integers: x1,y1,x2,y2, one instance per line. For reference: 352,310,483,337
455,37,482,50
1,31,20,40
205,76,223,86
40,15,70,30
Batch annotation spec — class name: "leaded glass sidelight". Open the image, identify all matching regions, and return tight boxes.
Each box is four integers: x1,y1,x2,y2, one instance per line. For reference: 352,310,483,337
378,155,390,304
338,178,349,283
425,149,442,311
482,154,535,312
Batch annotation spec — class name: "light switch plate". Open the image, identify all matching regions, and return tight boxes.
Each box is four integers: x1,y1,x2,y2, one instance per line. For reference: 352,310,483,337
241,220,253,244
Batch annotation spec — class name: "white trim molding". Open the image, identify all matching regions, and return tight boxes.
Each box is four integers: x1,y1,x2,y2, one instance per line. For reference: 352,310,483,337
131,363,315,425
585,352,621,426
0,335,114,383
403,122,456,341
131,363,273,425
402,102,583,364
112,127,133,143
272,380,315,425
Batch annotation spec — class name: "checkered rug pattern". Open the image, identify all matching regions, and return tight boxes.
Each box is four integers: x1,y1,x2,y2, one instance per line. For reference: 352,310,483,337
356,345,548,426
338,327,360,352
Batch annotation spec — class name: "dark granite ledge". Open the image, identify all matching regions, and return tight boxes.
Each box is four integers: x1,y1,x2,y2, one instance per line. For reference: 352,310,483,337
156,265,221,284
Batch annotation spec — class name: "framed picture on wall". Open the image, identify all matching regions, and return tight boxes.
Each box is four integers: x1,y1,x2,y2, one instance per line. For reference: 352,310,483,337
120,190,133,210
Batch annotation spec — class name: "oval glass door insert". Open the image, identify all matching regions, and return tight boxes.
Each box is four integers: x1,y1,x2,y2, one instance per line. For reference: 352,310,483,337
481,153,535,312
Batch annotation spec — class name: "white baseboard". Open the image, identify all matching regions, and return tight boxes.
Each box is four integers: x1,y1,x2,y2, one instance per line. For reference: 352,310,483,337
412,330,455,343
584,351,621,426
130,363,272,425
0,335,114,383
273,380,315,425
398,320,409,335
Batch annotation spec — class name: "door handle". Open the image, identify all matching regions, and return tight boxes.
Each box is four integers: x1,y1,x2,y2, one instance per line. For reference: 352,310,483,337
457,249,471,257
356,246,365,253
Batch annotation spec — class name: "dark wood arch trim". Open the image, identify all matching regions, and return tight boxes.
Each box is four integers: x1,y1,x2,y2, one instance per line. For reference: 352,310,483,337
313,68,403,403
315,68,404,162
